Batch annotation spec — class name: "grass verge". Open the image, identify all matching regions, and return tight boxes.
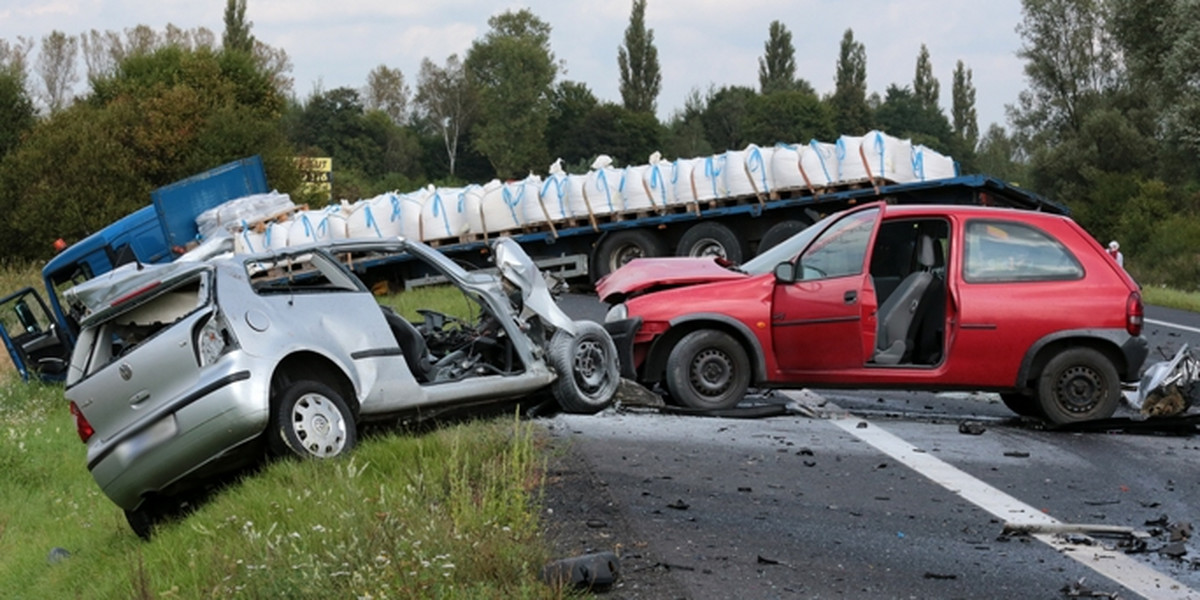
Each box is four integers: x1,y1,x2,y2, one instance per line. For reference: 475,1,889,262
1141,285,1200,314
0,372,568,599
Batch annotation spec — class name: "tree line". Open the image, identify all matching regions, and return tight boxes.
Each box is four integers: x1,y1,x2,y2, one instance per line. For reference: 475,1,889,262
0,0,1194,289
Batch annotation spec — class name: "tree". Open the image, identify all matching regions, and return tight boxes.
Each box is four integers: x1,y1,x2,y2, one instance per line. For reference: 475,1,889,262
465,9,558,178
546,80,600,166
223,0,255,53
0,37,33,83
758,21,814,95
414,54,476,177
1010,0,1121,144
829,29,872,134
35,31,79,114
364,64,409,125
1,45,297,260
741,90,835,146
617,0,661,114
951,60,979,150
874,84,953,150
913,44,940,111
0,68,35,158
700,85,756,150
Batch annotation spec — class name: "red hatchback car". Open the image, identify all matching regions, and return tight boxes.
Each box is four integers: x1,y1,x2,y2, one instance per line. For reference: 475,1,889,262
597,202,1148,425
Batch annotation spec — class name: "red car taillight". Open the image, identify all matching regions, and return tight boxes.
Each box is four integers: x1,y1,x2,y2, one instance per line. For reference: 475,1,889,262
69,401,94,442
1126,291,1144,336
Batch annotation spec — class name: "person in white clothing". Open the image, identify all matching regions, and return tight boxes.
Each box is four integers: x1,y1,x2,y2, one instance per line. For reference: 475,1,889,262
1107,240,1124,267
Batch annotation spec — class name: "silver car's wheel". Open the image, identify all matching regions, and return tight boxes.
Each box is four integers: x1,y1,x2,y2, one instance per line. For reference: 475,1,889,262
270,381,357,458
549,322,620,414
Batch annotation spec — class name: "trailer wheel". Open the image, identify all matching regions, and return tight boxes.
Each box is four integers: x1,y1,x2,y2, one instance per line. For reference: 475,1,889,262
676,222,746,263
592,229,667,281
757,219,810,255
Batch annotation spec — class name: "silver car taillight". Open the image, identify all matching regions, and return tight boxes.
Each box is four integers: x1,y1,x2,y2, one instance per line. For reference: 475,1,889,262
195,312,238,367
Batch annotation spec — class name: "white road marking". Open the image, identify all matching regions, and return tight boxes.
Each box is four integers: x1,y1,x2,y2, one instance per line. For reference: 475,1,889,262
830,415,1199,600
1147,318,1200,336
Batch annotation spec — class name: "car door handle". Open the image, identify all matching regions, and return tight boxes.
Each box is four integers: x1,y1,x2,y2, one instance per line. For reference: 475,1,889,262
844,290,857,304
130,390,150,408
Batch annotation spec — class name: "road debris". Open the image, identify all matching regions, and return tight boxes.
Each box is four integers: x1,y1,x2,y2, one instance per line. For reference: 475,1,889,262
541,551,621,591
958,420,987,435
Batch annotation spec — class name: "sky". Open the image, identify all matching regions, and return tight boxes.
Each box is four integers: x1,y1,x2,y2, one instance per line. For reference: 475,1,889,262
2,0,1029,139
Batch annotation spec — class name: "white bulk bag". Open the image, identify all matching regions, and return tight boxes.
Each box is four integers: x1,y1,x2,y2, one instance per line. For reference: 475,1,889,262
540,160,573,221
346,191,422,240
286,210,333,246
473,179,532,235
800,141,837,187
421,186,469,241
460,183,489,236
693,153,728,201
513,174,546,226
723,148,755,197
323,204,349,239
585,155,624,216
197,191,295,240
836,135,868,182
235,220,266,254
621,164,654,211
771,143,807,190
861,130,916,183
671,157,700,205
262,221,291,250
565,173,590,219
913,145,959,181
643,152,674,207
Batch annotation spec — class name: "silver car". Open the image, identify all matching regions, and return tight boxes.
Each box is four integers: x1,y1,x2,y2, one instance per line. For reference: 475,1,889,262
63,237,619,537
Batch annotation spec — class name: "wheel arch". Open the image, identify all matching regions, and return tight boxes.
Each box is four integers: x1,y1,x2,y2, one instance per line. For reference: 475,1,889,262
270,351,361,418
641,313,767,385
1015,329,1133,392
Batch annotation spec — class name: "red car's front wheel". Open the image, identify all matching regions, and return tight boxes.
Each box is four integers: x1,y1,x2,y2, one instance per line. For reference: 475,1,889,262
665,329,750,410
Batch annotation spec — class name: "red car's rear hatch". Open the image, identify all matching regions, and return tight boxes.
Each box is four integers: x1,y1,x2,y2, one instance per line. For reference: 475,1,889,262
595,257,748,302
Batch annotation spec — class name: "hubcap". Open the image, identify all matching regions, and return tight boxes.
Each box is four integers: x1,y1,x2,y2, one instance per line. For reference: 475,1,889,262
690,349,732,397
610,245,644,271
690,238,726,258
1056,365,1103,413
573,338,608,393
291,393,347,457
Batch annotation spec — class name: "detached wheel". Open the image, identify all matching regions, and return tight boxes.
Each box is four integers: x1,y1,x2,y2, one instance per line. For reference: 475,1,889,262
665,329,750,410
676,222,746,263
592,229,667,281
1036,348,1120,425
757,219,809,255
549,321,620,414
1000,392,1042,418
269,380,357,458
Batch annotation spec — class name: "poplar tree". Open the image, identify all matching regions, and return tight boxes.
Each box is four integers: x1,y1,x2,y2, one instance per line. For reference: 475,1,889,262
617,0,661,114
830,29,871,134
222,0,254,53
951,60,979,150
758,20,797,95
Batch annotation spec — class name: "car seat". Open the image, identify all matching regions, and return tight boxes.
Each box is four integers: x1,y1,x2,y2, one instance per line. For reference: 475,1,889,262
873,235,936,365
381,306,435,382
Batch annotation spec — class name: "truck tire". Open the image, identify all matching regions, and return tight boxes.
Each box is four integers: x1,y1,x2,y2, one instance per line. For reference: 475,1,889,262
592,229,668,281
676,222,747,264
757,219,809,255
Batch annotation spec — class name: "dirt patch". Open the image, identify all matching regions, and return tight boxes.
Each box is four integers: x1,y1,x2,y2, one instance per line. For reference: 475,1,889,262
539,381,686,599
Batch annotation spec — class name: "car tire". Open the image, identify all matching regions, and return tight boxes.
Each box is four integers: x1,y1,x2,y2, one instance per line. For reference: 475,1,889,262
269,380,357,459
665,329,750,410
592,229,668,281
676,222,747,264
999,392,1042,418
1036,348,1120,425
757,219,809,255
549,322,620,414
125,504,162,541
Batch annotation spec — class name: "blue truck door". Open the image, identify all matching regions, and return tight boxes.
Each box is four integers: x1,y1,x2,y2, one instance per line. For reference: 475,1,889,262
0,287,71,381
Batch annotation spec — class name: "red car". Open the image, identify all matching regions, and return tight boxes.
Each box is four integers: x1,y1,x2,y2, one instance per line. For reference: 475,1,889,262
597,202,1148,425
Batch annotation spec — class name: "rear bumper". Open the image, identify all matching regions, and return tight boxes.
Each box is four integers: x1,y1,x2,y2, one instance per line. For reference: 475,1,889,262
603,317,642,380
88,369,269,511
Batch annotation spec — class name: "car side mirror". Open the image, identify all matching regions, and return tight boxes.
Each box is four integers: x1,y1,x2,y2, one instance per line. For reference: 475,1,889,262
14,300,40,334
773,262,796,284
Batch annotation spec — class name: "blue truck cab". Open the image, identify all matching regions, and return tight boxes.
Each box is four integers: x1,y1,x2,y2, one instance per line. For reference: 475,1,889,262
1,156,269,381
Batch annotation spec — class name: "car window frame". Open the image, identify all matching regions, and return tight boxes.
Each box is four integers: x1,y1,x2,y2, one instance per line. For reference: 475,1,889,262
962,218,1085,284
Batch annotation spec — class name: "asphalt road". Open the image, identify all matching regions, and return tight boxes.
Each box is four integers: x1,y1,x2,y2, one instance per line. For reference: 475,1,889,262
548,299,1200,599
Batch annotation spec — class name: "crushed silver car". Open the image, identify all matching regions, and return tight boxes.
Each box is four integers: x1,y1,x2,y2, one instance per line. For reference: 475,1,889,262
63,237,619,537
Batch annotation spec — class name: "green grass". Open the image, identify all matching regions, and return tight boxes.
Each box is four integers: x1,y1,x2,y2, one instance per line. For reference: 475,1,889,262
1141,285,1200,314
0,372,568,599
